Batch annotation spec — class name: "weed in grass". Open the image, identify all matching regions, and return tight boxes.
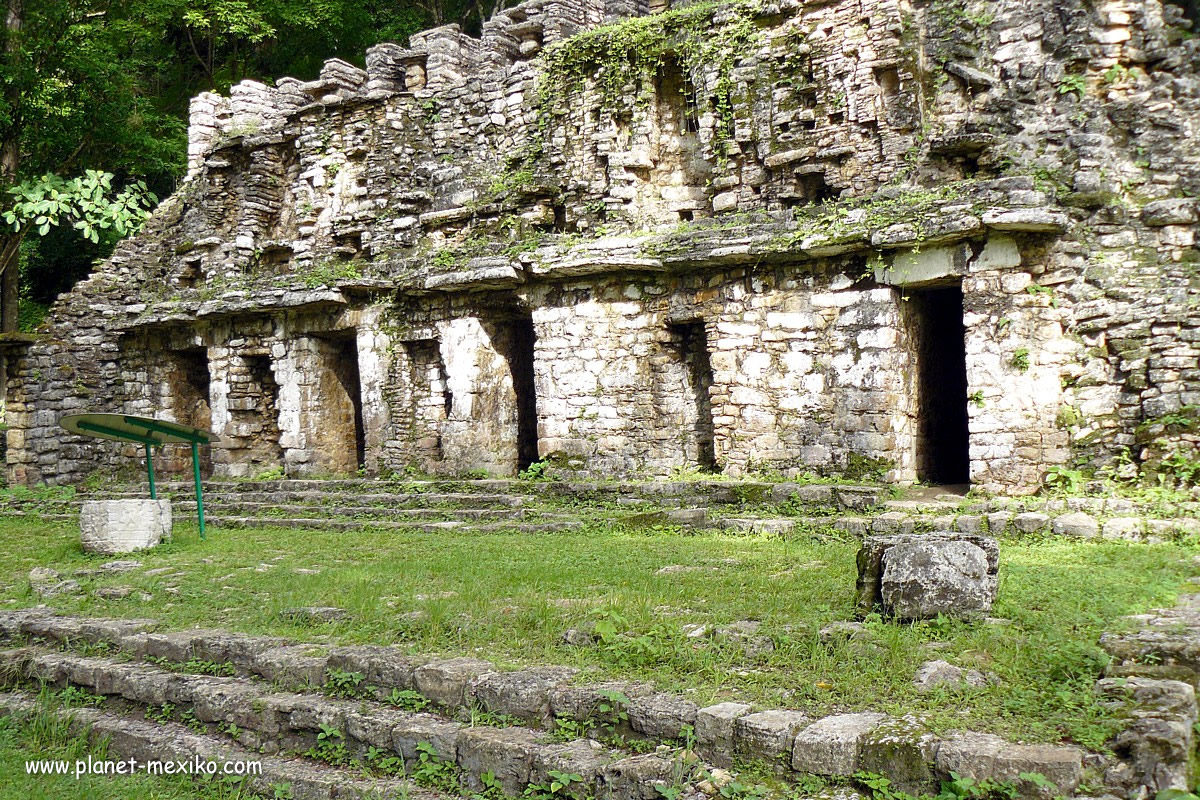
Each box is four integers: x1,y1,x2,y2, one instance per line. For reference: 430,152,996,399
411,740,462,792
364,744,407,776
525,770,585,800
305,723,350,766
385,687,430,711
469,704,521,728
146,702,176,723
552,714,596,742
180,707,206,734
324,667,367,699
186,657,237,677
58,684,105,707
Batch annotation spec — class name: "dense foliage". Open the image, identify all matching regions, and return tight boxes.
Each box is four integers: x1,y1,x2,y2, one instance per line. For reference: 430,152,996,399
0,0,504,331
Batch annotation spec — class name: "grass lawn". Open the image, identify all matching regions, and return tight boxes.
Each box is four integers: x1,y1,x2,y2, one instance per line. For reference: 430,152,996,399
0,699,227,799
0,516,1194,752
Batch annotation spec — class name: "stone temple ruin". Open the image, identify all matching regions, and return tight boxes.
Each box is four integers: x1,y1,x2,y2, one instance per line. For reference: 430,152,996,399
4,0,1200,494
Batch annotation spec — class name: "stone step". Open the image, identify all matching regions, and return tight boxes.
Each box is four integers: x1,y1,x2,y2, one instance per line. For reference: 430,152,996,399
92,490,537,508
0,691,437,800
138,478,888,510
206,516,584,533
1,611,1085,797
2,646,701,800
1101,593,1200,685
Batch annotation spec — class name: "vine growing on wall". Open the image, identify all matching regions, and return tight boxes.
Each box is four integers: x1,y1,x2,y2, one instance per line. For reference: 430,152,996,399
534,0,765,151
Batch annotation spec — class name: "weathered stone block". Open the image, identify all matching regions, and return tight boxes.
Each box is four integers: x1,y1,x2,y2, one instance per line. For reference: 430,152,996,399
856,533,998,620
392,713,461,763
695,702,752,767
858,718,938,795
456,726,544,793
934,732,1082,796
628,692,698,740
80,500,172,554
413,657,495,709
600,753,676,800
733,710,808,762
881,541,995,620
791,712,886,776
471,666,577,725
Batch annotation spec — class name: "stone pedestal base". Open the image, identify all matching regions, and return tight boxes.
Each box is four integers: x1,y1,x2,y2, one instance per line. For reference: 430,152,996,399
855,532,999,620
80,499,172,554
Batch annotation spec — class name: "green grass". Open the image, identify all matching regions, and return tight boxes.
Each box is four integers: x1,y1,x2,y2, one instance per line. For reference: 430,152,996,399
0,517,1194,751
0,693,246,799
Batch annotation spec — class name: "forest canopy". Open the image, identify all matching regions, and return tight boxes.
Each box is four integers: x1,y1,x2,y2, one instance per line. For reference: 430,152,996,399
0,0,509,332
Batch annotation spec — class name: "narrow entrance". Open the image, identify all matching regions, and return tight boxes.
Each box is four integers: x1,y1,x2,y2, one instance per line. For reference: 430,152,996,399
669,320,717,470
243,354,284,468
906,286,970,485
504,316,540,471
330,334,366,469
167,347,213,477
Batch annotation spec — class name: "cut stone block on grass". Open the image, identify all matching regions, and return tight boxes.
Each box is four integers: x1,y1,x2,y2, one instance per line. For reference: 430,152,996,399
600,753,680,800
532,739,616,798
80,499,172,554
791,712,886,775
858,717,939,795
391,712,462,762
628,692,699,740
856,533,999,620
252,645,330,687
457,726,544,793
326,644,427,690
549,680,653,733
933,732,1083,796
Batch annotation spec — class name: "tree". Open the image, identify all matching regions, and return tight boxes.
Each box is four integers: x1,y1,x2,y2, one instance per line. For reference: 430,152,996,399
1,0,523,331
0,0,184,331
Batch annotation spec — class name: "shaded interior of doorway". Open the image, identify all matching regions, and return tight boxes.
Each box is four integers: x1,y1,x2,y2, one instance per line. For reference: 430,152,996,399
503,316,539,472
906,285,970,485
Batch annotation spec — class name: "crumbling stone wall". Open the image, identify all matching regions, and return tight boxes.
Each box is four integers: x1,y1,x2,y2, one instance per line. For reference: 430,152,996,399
5,0,1200,493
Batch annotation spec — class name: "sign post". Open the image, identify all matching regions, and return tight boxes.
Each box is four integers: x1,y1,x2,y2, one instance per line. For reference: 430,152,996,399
60,413,218,538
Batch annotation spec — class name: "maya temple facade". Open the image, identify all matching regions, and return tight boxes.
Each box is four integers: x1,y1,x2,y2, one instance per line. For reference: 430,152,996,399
4,0,1200,495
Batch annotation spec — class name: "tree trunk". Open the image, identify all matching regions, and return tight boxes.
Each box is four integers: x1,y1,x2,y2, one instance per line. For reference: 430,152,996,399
1,0,23,333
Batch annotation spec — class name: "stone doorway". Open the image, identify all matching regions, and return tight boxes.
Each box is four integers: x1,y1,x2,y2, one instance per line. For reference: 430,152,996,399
666,320,717,471
165,347,213,477
502,316,539,472
904,285,970,486
310,332,365,474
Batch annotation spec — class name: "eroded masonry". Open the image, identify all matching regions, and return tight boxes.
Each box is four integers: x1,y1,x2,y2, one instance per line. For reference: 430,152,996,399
6,0,1200,493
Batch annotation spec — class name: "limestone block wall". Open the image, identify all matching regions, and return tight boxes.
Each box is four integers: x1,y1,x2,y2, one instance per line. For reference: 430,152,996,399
5,0,1200,493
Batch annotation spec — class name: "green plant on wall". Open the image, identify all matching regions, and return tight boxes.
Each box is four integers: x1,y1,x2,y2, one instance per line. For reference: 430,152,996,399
535,0,763,154
1009,347,1030,372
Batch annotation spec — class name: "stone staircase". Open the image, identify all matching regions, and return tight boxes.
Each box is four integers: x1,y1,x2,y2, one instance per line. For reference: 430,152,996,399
6,475,1200,554
0,609,1092,800
3,477,1197,541
0,478,889,534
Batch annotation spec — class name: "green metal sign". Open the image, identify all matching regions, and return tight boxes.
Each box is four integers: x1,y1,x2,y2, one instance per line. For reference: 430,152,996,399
60,413,217,538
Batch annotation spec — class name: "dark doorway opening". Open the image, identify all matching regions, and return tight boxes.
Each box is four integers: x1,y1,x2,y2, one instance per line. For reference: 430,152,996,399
668,320,717,470
168,347,213,477
243,354,284,467
505,316,540,471
905,286,970,485
329,333,366,469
